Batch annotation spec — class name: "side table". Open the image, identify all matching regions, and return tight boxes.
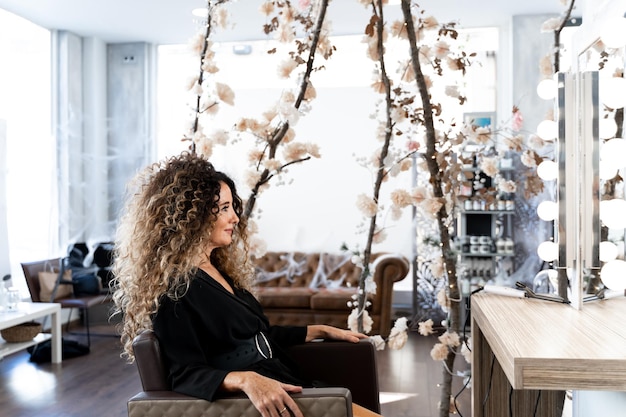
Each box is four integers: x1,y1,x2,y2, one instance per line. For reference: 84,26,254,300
0,302,62,363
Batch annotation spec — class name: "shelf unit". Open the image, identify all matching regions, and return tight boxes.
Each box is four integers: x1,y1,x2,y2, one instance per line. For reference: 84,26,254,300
456,209,516,292
456,163,517,295
0,332,51,360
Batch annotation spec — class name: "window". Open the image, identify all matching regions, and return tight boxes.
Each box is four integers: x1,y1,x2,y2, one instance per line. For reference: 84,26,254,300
0,9,54,296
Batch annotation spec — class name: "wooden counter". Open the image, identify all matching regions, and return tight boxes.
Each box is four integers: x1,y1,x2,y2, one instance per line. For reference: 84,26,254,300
471,293,626,416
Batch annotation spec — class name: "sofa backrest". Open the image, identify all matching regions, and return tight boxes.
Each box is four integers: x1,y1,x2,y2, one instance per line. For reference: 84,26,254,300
253,252,357,288
253,252,387,289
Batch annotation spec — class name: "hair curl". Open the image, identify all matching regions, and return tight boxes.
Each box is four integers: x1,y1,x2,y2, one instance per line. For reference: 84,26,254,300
111,152,254,362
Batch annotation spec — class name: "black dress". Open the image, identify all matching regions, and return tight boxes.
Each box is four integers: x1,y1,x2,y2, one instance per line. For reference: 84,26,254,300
152,268,309,401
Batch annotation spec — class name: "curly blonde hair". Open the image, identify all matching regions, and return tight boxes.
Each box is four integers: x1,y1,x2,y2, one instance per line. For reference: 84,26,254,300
111,152,254,362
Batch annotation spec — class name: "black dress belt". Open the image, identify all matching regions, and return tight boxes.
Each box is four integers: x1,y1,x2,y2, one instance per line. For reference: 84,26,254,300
209,332,273,371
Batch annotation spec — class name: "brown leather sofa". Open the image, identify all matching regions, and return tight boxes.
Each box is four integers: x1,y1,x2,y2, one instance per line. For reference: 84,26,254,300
253,252,409,337
128,330,381,417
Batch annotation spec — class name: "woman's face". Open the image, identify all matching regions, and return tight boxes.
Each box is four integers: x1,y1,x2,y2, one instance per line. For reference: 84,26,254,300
207,181,239,250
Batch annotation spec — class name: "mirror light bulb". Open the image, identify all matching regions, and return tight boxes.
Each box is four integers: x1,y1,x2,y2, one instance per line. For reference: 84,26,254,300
536,120,558,141
537,160,558,181
600,241,619,262
601,77,626,109
600,198,626,229
600,259,626,291
599,118,618,139
537,241,558,262
537,200,558,221
536,79,557,100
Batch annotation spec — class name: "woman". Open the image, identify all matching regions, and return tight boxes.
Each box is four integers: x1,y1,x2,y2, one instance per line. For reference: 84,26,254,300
112,152,366,417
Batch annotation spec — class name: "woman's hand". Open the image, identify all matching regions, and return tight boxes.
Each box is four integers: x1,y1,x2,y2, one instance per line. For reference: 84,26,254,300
305,324,368,343
222,371,303,417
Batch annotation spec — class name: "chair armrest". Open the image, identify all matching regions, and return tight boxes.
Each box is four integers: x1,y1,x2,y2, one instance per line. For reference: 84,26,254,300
288,339,380,414
371,253,409,337
128,388,352,417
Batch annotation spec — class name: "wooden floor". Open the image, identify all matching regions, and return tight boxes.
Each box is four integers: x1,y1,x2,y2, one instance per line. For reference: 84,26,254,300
0,323,471,417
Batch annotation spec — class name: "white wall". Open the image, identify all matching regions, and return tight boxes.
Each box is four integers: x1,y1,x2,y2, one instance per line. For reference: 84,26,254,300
211,86,414,257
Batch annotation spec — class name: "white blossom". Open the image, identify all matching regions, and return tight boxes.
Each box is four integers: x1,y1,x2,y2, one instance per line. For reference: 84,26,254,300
215,82,235,105
278,59,299,79
438,331,461,348
208,129,229,145
372,229,387,244
430,343,449,361
418,319,435,336
437,288,450,312
364,275,377,295
497,178,517,193
249,235,268,258
541,17,562,33
430,258,444,279
461,338,472,363
369,335,386,351
351,255,364,268
347,308,373,334
391,189,412,209
356,194,378,218
480,157,499,178
259,1,274,16
521,150,537,168
387,326,408,350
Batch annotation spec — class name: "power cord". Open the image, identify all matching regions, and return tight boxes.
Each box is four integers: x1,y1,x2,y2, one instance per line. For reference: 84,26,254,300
453,371,472,417
471,286,543,417
533,391,542,416
481,353,496,416
510,384,544,417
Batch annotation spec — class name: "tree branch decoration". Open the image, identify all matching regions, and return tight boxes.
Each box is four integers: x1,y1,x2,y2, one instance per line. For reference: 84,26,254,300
241,0,332,221
183,0,233,155
347,0,405,337
401,2,462,414
348,1,547,414
184,0,333,244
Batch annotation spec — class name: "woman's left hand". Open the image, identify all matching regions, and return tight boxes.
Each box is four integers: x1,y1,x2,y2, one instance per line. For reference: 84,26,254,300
305,324,367,343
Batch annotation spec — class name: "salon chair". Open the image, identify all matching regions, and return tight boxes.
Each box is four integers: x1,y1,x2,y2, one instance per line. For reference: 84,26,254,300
128,330,381,417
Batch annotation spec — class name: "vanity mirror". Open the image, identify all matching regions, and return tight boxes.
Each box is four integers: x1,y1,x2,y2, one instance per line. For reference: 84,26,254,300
573,20,626,308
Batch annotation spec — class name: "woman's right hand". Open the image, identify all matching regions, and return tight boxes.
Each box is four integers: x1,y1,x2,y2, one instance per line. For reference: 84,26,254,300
222,371,304,417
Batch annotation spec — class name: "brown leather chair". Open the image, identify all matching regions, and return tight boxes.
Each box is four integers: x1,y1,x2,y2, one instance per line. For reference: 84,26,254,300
128,330,381,417
21,258,110,347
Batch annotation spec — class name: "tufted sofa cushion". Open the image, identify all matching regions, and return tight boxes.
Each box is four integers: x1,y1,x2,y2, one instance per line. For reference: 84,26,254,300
310,288,358,311
128,388,353,417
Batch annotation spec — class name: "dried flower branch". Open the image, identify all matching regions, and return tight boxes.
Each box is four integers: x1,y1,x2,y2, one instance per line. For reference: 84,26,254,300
184,1,332,237
239,0,332,221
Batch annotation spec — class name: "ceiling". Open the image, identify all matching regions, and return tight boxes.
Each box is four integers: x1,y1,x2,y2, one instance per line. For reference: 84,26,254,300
0,0,571,45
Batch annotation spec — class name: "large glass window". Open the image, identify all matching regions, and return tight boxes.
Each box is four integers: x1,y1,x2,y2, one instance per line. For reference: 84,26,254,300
0,9,54,296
